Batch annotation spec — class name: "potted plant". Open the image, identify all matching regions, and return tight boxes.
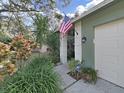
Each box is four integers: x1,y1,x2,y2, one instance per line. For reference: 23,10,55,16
81,67,97,84
67,58,82,80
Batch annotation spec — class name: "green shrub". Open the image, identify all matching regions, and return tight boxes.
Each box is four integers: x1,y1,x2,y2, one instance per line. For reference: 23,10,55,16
68,58,79,73
1,57,62,93
0,32,12,44
46,32,60,64
47,54,60,65
81,68,97,84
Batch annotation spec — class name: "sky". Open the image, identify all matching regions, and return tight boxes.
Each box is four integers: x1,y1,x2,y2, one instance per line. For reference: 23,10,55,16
1,0,104,18
57,0,91,14
56,0,104,18
0,0,104,26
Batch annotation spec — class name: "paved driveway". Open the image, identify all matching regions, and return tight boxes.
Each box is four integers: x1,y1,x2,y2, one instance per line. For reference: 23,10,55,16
55,65,124,93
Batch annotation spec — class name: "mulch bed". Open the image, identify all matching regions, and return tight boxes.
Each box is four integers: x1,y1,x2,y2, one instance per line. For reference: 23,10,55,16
67,72,82,80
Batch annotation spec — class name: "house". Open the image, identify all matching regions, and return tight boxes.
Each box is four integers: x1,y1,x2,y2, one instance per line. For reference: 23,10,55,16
60,0,124,88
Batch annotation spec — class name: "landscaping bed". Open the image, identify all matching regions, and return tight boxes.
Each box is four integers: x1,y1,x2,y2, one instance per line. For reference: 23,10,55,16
67,58,98,84
67,72,82,80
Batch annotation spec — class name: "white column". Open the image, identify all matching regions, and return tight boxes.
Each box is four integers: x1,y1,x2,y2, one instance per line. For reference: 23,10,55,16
60,34,67,64
75,21,82,62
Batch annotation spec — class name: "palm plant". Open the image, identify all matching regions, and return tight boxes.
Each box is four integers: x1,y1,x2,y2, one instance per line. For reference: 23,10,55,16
35,15,49,48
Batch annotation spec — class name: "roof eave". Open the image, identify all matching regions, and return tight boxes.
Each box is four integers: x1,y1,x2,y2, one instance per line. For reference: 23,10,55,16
72,0,114,23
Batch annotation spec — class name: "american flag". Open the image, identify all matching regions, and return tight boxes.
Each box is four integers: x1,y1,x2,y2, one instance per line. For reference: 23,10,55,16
59,15,73,34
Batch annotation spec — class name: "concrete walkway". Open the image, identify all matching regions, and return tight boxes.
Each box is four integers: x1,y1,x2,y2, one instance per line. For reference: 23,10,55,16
55,64,124,93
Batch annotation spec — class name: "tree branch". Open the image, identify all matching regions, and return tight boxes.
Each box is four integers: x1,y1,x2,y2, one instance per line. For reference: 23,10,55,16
0,9,38,13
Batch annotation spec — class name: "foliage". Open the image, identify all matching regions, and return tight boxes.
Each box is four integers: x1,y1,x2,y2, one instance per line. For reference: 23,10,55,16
11,34,36,60
0,0,72,42
68,58,79,73
67,59,97,83
0,42,17,81
47,54,59,65
67,58,82,80
1,56,62,93
35,15,49,48
0,0,71,12
0,42,11,59
46,32,60,64
81,68,97,84
46,32,59,51
0,32,12,44
55,13,63,20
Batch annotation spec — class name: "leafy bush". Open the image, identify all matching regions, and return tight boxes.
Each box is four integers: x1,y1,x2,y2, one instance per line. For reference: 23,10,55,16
11,34,36,60
67,59,82,80
1,57,62,93
0,42,17,80
0,32,12,44
68,58,79,73
0,42,11,59
81,68,97,84
46,32,60,64
35,15,48,48
47,54,60,65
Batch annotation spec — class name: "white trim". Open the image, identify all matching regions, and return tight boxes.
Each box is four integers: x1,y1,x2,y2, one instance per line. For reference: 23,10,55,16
75,21,82,62
72,0,114,23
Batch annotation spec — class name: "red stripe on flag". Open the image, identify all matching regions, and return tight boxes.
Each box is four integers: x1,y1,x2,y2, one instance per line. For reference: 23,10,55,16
64,22,72,29
59,15,73,34
64,20,71,27
60,22,65,32
63,21,72,33
64,24,73,34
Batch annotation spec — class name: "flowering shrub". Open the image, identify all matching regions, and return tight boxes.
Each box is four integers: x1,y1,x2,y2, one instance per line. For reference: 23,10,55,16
0,42,17,81
0,42,10,59
0,34,36,81
11,34,36,60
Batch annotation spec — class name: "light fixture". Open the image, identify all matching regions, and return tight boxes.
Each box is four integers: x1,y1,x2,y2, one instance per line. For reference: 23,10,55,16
82,36,87,43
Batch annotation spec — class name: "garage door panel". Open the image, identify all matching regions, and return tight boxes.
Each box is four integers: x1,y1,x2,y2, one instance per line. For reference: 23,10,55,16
99,69,117,84
117,19,124,37
118,56,124,64
117,39,124,48
117,29,124,36
102,50,119,56
95,24,117,39
117,65,124,87
95,41,118,49
96,47,119,56
96,56,118,69
95,19,124,88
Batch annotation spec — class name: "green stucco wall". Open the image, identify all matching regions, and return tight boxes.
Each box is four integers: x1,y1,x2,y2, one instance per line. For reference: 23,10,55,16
78,0,124,68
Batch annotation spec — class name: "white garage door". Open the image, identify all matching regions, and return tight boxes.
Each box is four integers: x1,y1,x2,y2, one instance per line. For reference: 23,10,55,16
95,19,124,87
